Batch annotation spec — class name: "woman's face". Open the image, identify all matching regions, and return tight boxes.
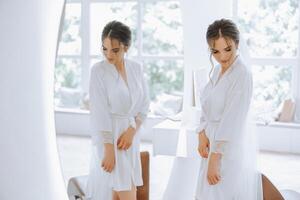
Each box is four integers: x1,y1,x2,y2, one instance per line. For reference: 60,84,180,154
209,37,237,69
102,37,128,65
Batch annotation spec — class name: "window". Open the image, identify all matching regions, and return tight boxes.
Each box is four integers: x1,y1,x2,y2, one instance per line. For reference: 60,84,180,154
56,0,184,116
234,0,300,122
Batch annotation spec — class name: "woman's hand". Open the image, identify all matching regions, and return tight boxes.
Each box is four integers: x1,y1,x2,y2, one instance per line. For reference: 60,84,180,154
198,130,210,158
207,152,222,185
117,127,136,150
101,143,115,173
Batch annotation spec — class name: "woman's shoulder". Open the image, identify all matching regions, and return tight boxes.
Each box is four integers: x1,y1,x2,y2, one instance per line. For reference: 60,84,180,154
125,59,143,74
91,60,112,77
126,58,142,68
232,57,252,79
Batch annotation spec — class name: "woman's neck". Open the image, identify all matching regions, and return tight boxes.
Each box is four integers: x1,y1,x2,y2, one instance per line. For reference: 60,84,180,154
221,55,238,75
114,59,125,72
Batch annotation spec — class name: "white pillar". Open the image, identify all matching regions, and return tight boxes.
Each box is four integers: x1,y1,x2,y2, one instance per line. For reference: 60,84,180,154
0,1,68,199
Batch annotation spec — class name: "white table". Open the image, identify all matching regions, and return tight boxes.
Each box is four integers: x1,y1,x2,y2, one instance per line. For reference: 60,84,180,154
153,119,201,200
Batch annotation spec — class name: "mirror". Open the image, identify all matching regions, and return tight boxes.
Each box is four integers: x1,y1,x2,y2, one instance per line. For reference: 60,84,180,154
0,1,68,199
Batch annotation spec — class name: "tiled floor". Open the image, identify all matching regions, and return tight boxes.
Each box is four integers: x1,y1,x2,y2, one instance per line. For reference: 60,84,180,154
57,135,300,200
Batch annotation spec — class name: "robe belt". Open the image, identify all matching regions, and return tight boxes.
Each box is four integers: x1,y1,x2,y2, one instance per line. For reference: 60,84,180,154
207,120,220,126
111,113,136,129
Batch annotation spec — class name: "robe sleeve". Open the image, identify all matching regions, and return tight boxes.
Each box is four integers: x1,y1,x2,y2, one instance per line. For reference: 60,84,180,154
196,108,208,134
196,68,218,135
89,66,113,144
136,64,150,123
211,71,253,154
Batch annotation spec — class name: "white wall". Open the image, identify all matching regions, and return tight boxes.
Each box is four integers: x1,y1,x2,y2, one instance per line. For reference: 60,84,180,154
0,1,68,199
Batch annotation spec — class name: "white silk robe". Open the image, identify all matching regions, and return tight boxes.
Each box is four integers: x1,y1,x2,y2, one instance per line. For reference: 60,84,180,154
86,59,149,200
195,57,262,200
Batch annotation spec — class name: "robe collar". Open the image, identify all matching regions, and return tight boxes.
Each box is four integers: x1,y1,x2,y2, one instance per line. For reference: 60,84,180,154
104,59,138,114
212,55,242,87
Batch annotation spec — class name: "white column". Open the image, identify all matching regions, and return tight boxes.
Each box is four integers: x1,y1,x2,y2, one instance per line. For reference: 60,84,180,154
0,1,68,200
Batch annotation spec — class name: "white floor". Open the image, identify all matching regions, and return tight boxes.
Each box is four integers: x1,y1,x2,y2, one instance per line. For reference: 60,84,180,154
57,135,300,200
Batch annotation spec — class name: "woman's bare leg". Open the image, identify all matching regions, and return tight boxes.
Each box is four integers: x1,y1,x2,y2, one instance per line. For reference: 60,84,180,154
113,190,120,200
115,184,137,200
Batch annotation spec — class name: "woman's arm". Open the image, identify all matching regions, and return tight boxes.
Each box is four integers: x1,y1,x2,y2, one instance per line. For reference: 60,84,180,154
198,130,210,158
207,152,222,185
89,66,113,144
89,66,115,172
211,71,253,155
207,71,253,185
116,117,142,150
197,104,210,158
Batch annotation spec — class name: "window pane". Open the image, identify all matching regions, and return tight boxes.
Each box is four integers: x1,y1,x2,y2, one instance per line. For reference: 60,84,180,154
237,0,299,57
144,59,184,116
252,65,293,122
143,1,183,55
57,3,81,55
55,57,82,108
90,2,138,56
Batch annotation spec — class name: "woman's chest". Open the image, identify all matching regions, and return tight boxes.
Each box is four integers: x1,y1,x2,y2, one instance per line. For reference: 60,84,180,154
103,70,143,109
201,79,231,115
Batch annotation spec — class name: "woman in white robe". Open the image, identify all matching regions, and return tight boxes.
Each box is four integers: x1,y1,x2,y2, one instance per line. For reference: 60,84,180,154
86,21,149,200
195,19,262,200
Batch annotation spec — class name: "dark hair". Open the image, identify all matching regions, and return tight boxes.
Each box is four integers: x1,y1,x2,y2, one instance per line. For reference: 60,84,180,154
206,19,240,83
101,20,132,47
206,18,239,48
